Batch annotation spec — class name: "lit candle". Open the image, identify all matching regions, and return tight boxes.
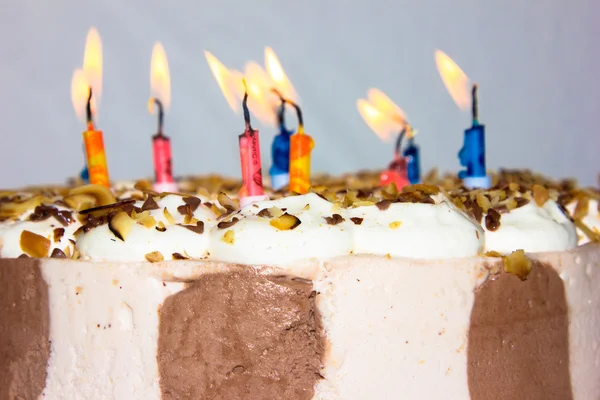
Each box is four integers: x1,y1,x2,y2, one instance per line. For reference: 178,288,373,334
239,81,268,206
71,27,108,187
79,145,89,183
288,101,314,194
435,50,490,189
82,88,110,187
149,42,177,193
269,98,293,190
357,88,420,190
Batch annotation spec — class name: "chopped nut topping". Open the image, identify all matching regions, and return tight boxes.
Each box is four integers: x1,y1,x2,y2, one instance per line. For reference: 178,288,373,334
389,221,402,229
156,221,167,232
573,196,589,220
109,212,135,241
163,208,175,224
217,192,239,212
257,208,272,218
145,251,164,263
484,250,503,258
19,230,50,258
222,229,235,244
532,184,549,207
503,249,532,280
270,213,302,230
324,213,345,225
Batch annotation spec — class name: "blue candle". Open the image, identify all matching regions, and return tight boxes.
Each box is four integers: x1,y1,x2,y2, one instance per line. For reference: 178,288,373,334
403,136,421,184
269,101,293,190
458,84,490,189
80,145,89,183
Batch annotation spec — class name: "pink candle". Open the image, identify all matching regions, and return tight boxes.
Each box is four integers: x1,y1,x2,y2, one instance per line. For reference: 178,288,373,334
149,98,177,193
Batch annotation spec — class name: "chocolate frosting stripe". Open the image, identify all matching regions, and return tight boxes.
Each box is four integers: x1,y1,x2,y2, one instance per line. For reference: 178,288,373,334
0,258,50,400
467,261,573,400
157,269,324,400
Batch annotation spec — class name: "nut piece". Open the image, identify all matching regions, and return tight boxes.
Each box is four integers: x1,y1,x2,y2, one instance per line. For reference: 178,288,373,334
503,249,532,281
270,213,302,230
163,207,175,225
532,184,549,207
64,194,97,212
145,251,164,263
0,195,45,220
67,184,116,208
222,229,235,244
20,230,51,258
53,228,65,242
217,192,239,212
109,212,135,241
389,221,402,229
573,196,589,220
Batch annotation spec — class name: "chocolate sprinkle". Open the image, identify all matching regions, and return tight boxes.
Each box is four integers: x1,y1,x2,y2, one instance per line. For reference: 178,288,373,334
79,199,137,215
485,208,502,232
50,248,67,258
257,208,272,218
217,218,240,229
182,196,201,211
350,217,363,225
180,221,205,234
324,214,345,225
375,200,392,211
176,204,193,217
172,252,189,260
53,228,65,242
141,196,160,211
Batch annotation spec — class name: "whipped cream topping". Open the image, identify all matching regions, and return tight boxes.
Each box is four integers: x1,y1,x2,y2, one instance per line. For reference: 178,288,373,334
209,193,354,265
209,193,484,265
76,195,217,261
566,198,600,245
0,203,80,258
484,200,577,254
349,196,484,259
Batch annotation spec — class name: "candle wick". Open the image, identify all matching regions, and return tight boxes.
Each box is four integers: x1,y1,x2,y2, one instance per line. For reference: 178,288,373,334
395,128,406,156
152,98,165,134
86,86,94,128
472,83,479,126
272,89,287,131
242,79,253,132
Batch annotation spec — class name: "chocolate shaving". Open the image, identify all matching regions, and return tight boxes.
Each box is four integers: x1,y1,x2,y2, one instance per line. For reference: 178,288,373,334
375,200,392,211
182,196,201,211
79,199,136,215
324,214,345,225
17,253,29,259
464,198,483,223
141,196,160,211
172,252,188,260
56,210,74,225
217,217,240,229
156,224,167,232
53,228,65,242
515,197,530,208
257,208,272,218
485,208,502,231
180,221,205,234
350,217,363,225
50,248,67,258
177,203,193,217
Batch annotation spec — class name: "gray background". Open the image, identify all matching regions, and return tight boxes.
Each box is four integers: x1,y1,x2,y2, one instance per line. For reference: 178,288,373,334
0,0,598,188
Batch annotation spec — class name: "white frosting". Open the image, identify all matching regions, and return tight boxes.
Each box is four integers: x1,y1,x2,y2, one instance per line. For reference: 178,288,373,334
40,259,186,399
484,200,577,254
349,198,484,259
208,193,354,265
566,198,600,245
0,204,80,258
77,195,216,261
313,256,485,399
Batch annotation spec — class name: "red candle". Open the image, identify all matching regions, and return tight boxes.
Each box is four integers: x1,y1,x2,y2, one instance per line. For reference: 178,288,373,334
149,98,177,193
239,82,267,206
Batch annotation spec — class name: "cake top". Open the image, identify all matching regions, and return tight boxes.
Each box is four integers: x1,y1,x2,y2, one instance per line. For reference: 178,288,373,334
0,169,597,264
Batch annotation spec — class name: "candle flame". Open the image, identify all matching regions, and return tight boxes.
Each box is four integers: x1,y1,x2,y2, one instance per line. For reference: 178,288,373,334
243,61,278,126
71,27,103,121
150,42,171,112
205,51,244,113
265,47,298,103
435,50,471,110
357,89,406,142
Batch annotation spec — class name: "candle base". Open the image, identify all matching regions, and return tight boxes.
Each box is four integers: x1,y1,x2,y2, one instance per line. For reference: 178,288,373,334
240,194,269,208
153,181,179,193
270,173,290,191
462,175,491,190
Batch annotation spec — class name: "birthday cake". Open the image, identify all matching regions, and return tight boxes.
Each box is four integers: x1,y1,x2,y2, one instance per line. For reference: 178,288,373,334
0,171,599,400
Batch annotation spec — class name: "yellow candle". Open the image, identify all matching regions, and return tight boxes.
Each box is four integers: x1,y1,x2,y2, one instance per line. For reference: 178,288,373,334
289,126,314,194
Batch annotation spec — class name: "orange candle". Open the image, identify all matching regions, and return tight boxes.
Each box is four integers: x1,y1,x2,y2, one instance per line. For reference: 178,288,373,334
83,88,109,187
288,102,314,194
